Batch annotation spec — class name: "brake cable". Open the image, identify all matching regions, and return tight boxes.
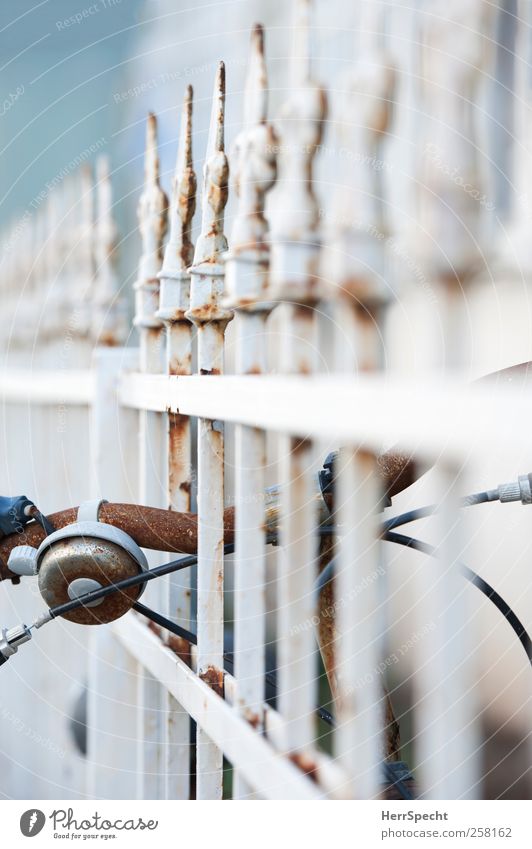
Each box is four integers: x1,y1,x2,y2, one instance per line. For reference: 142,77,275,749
314,531,532,669
383,473,532,533
384,531,532,666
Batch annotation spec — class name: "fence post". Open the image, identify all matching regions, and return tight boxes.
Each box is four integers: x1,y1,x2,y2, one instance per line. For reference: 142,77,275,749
133,113,168,800
156,85,197,800
321,3,397,798
87,346,140,800
186,61,233,800
224,23,276,799
92,156,127,347
75,165,95,347
268,0,326,758
412,0,496,798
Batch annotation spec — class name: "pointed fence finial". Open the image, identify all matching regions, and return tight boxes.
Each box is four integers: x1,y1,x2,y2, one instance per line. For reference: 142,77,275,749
189,62,229,273
74,164,95,337
419,0,495,278
244,24,268,128
269,0,326,302
156,84,197,339
322,6,395,308
292,0,311,86
160,85,196,282
134,112,168,333
144,112,159,193
225,23,276,310
187,62,232,331
92,155,126,345
207,60,225,156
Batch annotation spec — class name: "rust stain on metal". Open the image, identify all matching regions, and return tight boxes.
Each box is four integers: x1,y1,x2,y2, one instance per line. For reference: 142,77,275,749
317,536,401,761
37,537,142,625
146,620,162,638
293,303,315,322
207,180,229,229
142,619,192,668
188,303,232,326
242,706,261,729
166,634,192,667
199,665,224,697
136,113,169,276
146,325,163,348
290,436,312,455
185,60,235,359
172,85,196,272
169,413,191,511
340,276,383,305
169,412,189,439
289,752,319,783
0,503,237,581
317,533,338,698
169,350,192,376
96,330,121,347
377,450,418,501
187,62,229,272
215,538,224,592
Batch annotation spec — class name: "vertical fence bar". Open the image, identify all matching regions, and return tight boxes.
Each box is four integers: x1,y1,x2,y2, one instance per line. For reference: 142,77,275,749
412,0,495,798
224,24,276,799
92,156,127,347
156,85,197,800
416,463,478,798
88,347,140,800
46,190,61,356
269,0,326,759
321,4,396,797
79,167,94,365
133,113,169,800
334,450,382,799
186,63,233,800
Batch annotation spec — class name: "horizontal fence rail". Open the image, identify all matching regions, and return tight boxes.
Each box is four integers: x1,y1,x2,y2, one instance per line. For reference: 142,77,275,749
116,373,532,464
0,0,530,802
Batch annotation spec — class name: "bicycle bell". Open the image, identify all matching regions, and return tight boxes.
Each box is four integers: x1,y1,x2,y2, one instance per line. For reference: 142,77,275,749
7,500,148,625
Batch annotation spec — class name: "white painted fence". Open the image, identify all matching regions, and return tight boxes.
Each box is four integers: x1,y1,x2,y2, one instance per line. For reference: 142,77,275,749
0,0,530,800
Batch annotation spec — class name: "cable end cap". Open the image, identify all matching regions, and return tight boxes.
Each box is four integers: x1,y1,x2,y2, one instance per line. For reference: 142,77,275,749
8,545,39,577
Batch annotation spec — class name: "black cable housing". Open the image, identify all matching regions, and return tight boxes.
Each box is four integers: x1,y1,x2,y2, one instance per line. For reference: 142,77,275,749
385,531,532,667
382,490,495,533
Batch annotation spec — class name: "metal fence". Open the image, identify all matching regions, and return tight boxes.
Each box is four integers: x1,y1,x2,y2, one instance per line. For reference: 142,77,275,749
0,0,531,800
